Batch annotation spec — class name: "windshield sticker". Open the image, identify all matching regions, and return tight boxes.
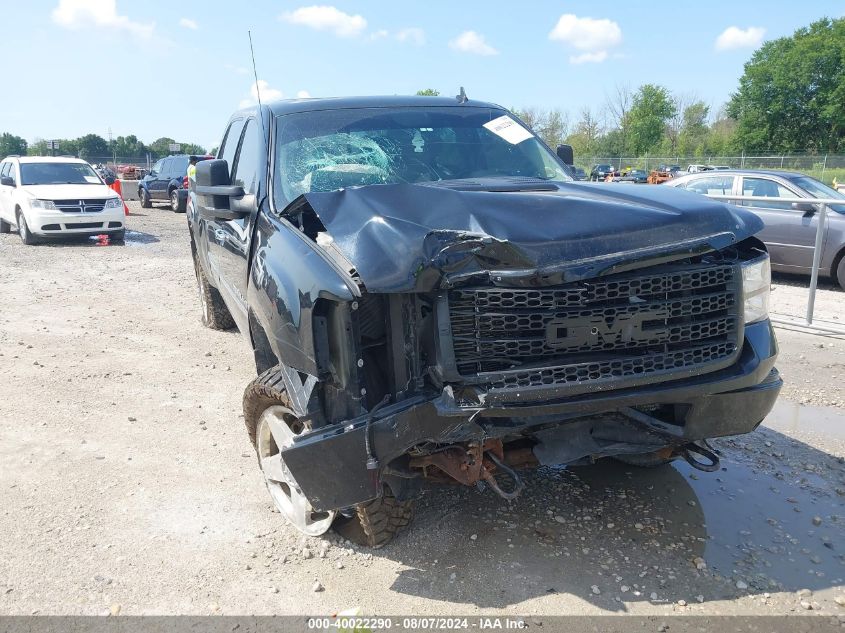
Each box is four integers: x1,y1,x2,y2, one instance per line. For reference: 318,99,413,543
483,115,533,145
84,176,101,184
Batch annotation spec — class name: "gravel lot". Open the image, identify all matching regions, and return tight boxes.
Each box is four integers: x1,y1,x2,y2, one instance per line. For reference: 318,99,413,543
1,201,844,617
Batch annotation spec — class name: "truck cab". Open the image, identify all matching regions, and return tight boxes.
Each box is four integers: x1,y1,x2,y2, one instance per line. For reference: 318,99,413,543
188,96,780,547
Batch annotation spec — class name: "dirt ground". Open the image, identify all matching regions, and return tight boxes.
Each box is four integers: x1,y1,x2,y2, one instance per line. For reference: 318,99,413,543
0,201,844,618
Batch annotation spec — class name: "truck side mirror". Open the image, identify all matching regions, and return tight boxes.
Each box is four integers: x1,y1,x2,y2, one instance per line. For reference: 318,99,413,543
195,159,248,220
556,144,574,166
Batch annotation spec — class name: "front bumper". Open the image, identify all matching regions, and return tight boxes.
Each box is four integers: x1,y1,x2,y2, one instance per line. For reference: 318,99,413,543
283,319,781,511
26,207,125,236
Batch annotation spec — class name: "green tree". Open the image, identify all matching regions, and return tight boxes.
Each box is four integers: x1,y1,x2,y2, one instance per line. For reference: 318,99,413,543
704,110,740,155
148,137,177,158
537,109,568,149
75,133,109,159
565,107,602,158
415,88,440,96
29,139,49,156
113,134,147,158
513,108,569,149
604,84,632,155
728,17,845,152
627,84,676,155
0,132,27,157
677,101,710,156
180,143,207,156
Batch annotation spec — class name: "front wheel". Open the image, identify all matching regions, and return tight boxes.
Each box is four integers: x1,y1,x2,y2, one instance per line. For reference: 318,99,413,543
244,369,336,536
139,188,152,208
17,210,38,245
244,367,415,546
836,256,845,292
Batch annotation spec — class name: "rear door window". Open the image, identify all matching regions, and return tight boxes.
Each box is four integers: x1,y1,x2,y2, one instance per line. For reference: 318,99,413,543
740,177,796,210
170,156,189,178
685,176,734,196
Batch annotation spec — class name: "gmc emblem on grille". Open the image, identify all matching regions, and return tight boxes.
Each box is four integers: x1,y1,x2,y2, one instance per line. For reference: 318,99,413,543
546,309,671,348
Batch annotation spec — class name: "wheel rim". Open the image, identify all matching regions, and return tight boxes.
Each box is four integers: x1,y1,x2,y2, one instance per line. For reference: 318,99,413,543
256,405,335,535
171,192,177,209
18,214,28,241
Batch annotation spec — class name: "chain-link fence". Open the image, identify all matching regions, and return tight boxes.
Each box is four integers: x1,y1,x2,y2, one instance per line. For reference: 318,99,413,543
576,154,845,185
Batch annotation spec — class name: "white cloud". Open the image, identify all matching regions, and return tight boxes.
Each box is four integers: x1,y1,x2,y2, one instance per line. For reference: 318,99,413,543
570,51,608,64
715,26,765,51
239,80,284,108
296,90,312,98
280,5,367,38
449,30,498,56
369,29,389,40
179,17,198,30
549,14,621,64
395,27,425,46
52,0,154,38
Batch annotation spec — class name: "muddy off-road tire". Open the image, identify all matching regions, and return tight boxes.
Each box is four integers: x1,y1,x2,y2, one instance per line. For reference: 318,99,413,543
333,486,414,549
244,366,414,546
193,254,235,330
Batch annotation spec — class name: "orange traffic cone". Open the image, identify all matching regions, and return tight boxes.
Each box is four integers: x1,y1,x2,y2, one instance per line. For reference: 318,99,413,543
108,179,130,216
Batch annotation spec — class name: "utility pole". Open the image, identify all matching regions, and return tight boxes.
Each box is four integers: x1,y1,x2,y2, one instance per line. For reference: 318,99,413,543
108,127,115,168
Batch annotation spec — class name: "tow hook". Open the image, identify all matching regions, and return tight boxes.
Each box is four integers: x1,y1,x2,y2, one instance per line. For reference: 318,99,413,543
680,442,721,472
481,452,525,500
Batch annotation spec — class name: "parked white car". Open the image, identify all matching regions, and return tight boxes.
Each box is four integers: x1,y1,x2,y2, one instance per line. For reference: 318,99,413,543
0,156,126,245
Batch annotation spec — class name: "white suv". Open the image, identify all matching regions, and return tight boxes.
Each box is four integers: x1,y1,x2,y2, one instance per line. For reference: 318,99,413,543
0,156,126,245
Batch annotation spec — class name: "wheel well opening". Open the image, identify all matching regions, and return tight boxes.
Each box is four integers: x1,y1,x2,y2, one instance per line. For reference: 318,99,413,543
249,312,279,375
832,246,845,283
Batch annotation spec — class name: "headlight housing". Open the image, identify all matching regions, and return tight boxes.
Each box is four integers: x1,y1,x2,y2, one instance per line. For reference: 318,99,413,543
741,255,771,324
30,199,57,210
103,197,123,209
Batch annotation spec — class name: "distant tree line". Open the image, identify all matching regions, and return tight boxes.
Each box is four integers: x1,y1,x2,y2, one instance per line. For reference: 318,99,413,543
0,132,206,162
460,17,845,159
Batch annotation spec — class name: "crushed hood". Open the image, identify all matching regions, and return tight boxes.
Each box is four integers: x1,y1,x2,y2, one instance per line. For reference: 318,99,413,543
296,180,763,292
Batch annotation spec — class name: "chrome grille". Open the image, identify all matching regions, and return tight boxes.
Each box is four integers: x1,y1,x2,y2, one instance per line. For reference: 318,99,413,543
52,199,107,213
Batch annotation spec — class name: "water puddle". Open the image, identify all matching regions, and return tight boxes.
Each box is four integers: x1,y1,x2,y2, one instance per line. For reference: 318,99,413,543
763,400,845,442
680,457,844,591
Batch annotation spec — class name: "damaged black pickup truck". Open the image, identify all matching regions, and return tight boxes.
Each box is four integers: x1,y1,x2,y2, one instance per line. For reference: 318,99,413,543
188,95,781,547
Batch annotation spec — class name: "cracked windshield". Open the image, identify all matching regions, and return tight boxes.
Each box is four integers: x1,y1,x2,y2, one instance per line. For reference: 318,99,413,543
274,107,571,207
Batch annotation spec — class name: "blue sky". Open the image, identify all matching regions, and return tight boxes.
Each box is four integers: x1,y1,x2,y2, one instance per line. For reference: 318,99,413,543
3,0,844,151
